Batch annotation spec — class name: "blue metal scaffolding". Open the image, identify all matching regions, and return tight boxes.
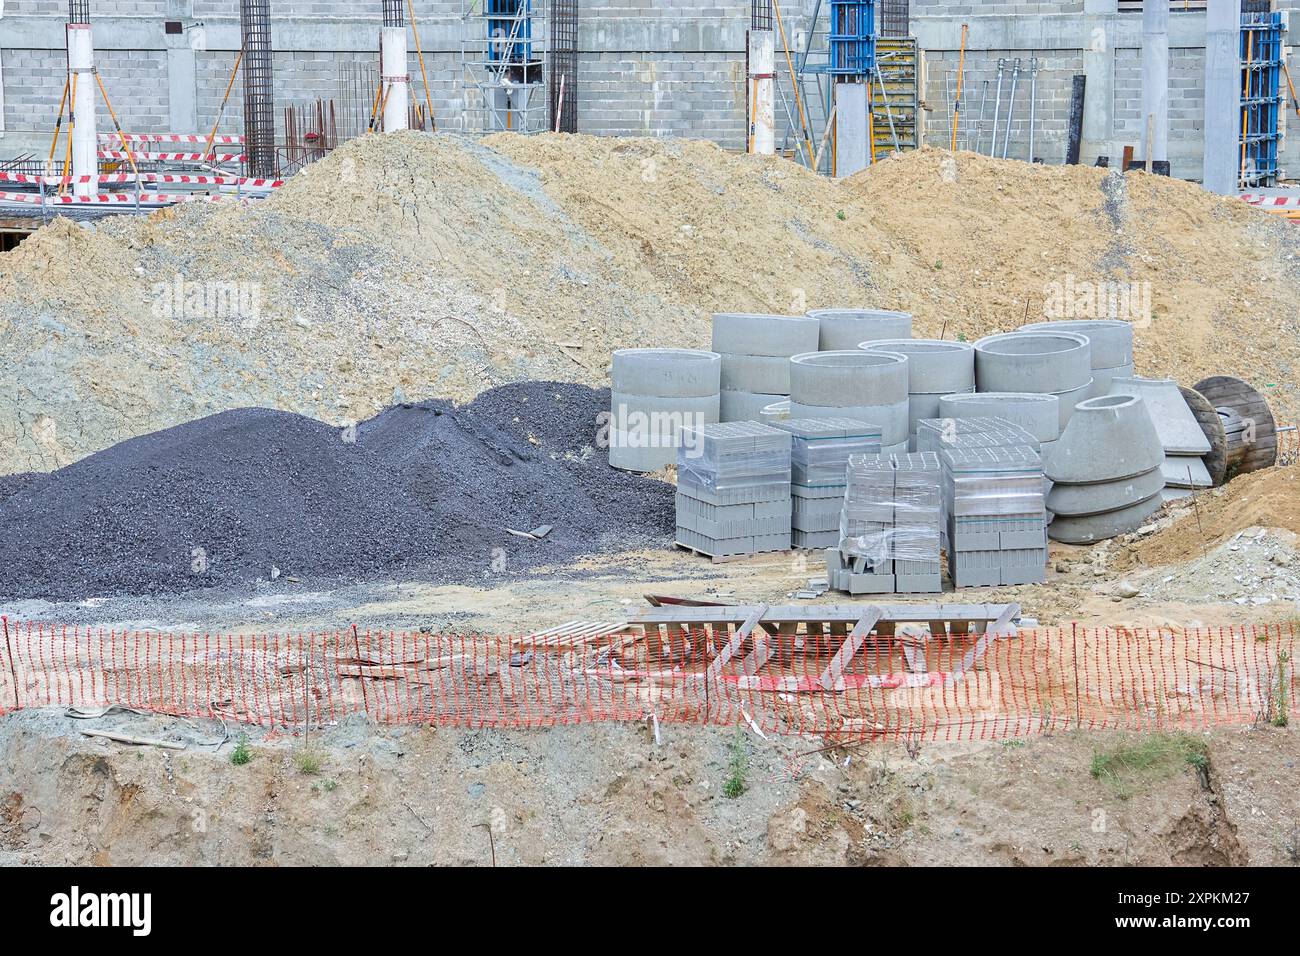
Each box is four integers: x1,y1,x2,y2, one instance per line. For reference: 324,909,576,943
1240,10,1283,188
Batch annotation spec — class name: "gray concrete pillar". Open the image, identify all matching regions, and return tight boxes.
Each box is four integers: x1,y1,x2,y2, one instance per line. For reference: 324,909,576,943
1081,0,1118,164
834,82,869,178
1141,0,1169,164
165,2,199,135
1204,0,1242,194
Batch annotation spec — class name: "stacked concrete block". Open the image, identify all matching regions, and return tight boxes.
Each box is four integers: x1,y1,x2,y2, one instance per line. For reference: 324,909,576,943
827,452,942,595
915,416,1040,455
609,349,721,472
867,339,976,448
675,422,792,557
1046,394,1167,544
1107,376,1213,502
943,445,1049,588
788,350,911,453
809,308,913,349
1022,319,1135,397
974,331,1093,430
712,313,819,422
769,417,882,550
891,453,944,593
936,392,1062,462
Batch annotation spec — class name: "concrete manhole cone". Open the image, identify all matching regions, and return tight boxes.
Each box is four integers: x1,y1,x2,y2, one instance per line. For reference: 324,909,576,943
1044,393,1165,485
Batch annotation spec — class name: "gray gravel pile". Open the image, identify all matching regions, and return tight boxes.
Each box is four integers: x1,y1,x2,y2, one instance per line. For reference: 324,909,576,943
0,382,673,601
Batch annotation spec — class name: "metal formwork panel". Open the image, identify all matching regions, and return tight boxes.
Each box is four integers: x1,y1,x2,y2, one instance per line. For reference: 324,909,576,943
828,1,876,78
1240,10,1284,187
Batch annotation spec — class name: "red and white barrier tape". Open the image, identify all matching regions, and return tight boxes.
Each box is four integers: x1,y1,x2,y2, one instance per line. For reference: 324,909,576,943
97,150,246,163
96,132,245,145
0,190,257,206
1240,193,1300,208
0,171,281,189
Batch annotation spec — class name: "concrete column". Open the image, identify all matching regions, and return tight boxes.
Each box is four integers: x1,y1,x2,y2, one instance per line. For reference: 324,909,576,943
834,81,869,178
1204,0,1242,194
1141,0,1169,164
166,0,198,135
381,26,409,132
747,29,774,154
67,23,98,198
1081,0,1117,165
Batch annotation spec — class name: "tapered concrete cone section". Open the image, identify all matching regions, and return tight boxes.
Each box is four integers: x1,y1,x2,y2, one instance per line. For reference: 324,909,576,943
1048,495,1163,544
1107,376,1211,455
1047,466,1165,517
810,308,913,350
863,339,975,394
974,331,1092,393
1019,319,1134,369
611,348,721,397
1045,394,1165,484
937,392,1061,443
789,350,909,406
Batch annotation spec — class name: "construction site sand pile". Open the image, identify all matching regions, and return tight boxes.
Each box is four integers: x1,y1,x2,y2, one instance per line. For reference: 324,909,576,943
0,132,1295,479
0,382,673,601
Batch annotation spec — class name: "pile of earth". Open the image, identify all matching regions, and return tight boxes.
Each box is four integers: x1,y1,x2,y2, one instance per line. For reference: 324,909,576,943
0,382,673,601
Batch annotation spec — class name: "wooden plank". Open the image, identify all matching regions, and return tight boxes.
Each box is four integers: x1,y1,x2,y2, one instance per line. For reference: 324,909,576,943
819,606,885,692
632,602,1018,625
944,602,1020,687
81,729,187,750
704,605,768,683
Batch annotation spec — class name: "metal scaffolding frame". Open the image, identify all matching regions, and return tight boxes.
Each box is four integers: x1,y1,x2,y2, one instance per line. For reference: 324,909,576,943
461,0,549,134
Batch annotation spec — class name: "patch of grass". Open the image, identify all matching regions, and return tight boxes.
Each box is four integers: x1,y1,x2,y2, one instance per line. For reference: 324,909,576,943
1000,739,1026,750
1089,733,1209,799
722,731,749,799
322,779,338,793
294,748,325,775
836,209,847,221
229,734,252,767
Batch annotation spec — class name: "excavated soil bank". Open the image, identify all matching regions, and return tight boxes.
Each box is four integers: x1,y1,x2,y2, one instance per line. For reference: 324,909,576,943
0,382,673,601
1,134,1296,478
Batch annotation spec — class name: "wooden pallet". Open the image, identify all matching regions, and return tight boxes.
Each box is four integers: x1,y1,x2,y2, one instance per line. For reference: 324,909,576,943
674,542,793,565
630,602,1020,691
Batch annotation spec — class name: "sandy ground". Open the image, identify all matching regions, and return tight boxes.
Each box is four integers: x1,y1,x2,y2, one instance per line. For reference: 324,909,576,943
0,708,1291,866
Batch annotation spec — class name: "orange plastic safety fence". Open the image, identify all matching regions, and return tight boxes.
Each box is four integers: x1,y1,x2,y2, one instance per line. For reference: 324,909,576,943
0,619,1294,742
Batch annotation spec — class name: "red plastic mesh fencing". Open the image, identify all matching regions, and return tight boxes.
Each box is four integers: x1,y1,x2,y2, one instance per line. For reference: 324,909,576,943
0,619,1294,742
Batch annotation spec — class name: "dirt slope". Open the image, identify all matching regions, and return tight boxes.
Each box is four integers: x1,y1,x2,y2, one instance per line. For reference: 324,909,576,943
2,134,1296,476
1,711,1292,866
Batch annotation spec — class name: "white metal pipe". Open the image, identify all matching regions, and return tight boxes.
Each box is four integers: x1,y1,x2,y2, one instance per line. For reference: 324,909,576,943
380,25,409,132
748,29,775,155
67,23,98,198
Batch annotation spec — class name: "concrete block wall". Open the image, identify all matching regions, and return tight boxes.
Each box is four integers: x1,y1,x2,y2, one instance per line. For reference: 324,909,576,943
917,1,1299,181
0,1,1296,186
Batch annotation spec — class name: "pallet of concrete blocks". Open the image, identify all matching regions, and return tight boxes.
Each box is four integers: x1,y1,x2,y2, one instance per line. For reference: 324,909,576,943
942,445,1049,588
768,417,882,551
675,421,792,559
914,416,1041,455
825,452,942,594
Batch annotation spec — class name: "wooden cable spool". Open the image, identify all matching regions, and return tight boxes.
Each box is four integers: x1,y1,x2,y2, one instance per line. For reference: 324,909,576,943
1190,375,1278,482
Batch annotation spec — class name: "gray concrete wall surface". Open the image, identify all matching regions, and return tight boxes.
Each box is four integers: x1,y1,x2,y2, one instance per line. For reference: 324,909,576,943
0,1,1295,185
